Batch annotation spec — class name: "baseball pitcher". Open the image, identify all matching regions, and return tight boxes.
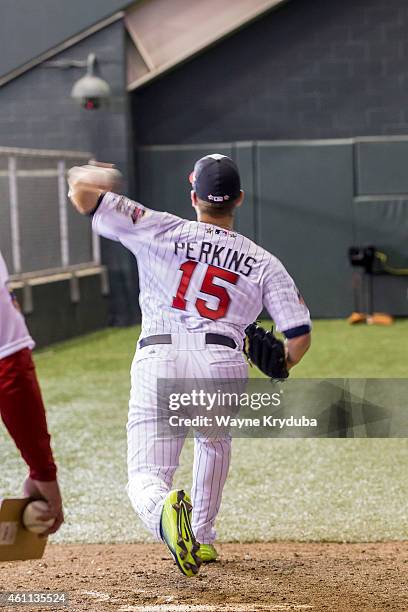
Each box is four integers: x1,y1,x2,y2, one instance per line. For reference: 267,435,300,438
68,155,311,576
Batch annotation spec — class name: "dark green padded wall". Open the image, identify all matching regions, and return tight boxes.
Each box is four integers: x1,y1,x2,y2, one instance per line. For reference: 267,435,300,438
352,199,408,315
353,138,408,316
355,139,408,195
256,141,354,317
353,199,408,266
136,138,408,319
14,275,108,348
232,143,257,241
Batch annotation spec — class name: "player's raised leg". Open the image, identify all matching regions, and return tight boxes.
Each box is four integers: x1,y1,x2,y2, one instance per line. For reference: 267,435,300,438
126,349,202,576
126,349,186,539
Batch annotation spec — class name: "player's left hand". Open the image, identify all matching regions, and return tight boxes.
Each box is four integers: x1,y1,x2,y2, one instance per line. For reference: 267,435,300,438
23,477,64,536
244,322,289,380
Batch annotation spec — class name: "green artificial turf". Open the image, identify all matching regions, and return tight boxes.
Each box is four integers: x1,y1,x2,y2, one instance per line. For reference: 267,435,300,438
0,320,407,543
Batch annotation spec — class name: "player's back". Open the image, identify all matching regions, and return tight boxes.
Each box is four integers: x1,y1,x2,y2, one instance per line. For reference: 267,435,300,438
92,193,310,346
137,216,267,345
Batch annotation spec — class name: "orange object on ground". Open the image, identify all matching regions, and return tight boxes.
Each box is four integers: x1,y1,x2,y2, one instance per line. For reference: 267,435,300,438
347,312,367,324
366,313,394,326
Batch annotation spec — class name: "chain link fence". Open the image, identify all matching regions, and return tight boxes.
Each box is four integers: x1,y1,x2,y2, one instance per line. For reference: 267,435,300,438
0,146,100,277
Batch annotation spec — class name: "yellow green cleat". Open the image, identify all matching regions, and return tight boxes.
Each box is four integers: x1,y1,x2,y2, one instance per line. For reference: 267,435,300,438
198,544,218,562
160,489,202,577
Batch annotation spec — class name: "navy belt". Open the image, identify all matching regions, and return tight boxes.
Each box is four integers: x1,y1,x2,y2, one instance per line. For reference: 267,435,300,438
139,333,237,350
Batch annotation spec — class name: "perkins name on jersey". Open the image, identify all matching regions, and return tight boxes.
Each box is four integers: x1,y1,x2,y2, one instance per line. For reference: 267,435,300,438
174,241,256,277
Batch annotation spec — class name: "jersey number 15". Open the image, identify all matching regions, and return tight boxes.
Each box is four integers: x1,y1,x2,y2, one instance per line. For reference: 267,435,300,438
172,261,238,320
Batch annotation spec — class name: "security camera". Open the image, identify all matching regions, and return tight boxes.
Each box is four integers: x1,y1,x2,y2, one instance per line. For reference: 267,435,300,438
71,75,111,109
71,54,111,110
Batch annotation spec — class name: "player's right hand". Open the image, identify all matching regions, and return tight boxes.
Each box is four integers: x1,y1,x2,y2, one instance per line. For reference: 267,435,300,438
67,161,122,214
88,159,116,169
23,477,64,536
67,161,122,194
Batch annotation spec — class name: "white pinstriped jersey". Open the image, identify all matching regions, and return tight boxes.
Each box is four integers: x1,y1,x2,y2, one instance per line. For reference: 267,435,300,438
92,193,311,346
0,251,34,359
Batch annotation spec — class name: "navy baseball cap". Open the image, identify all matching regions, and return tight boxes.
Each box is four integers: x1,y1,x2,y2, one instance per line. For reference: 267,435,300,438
189,154,241,206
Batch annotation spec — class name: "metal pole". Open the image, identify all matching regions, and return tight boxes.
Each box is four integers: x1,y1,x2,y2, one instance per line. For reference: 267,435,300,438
8,156,22,274
92,230,101,265
57,160,70,267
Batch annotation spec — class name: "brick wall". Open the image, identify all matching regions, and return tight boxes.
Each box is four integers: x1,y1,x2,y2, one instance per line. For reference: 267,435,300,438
131,0,408,144
0,20,139,326
0,20,129,170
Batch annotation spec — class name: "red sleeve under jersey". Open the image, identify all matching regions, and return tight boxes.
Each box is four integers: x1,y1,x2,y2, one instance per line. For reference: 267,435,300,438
0,348,57,481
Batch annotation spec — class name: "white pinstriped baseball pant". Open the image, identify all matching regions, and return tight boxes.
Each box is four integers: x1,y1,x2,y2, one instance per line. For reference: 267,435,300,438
126,333,248,544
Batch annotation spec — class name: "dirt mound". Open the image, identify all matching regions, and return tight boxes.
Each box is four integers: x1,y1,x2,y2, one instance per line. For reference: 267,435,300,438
0,542,407,611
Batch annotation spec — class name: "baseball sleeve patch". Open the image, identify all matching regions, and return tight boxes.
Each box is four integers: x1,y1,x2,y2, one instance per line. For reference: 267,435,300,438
115,195,146,225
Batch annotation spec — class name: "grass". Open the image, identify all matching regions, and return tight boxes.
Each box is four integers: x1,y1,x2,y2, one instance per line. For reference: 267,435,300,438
290,319,408,378
1,320,407,543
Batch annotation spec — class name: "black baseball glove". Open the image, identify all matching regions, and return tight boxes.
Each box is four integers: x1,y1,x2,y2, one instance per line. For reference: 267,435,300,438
244,322,289,380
